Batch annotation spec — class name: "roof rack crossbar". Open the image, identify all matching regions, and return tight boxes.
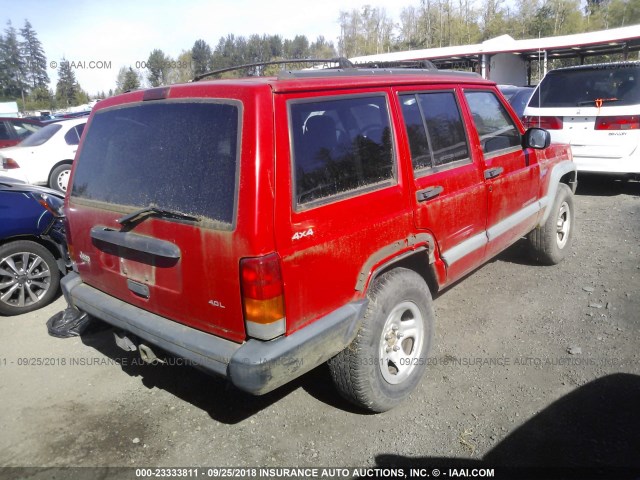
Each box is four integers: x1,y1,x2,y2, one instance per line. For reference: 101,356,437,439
193,57,354,82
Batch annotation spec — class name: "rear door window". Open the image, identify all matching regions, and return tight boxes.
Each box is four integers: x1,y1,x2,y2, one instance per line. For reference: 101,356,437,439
71,101,240,228
399,91,470,173
289,94,395,207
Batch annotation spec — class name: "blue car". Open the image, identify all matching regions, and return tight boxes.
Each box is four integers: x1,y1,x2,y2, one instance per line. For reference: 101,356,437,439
0,176,69,315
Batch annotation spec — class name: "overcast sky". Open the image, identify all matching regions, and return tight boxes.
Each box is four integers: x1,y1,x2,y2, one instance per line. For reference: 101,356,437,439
2,0,410,95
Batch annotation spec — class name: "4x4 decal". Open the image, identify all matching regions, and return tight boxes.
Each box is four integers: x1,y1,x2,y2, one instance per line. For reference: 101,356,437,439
291,228,314,241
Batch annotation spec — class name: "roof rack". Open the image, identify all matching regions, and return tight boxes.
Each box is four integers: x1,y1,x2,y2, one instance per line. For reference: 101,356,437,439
193,57,354,82
193,56,481,82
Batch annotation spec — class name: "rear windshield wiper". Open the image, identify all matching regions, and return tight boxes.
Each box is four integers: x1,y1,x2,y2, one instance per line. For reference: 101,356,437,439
577,97,618,106
117,206,200,226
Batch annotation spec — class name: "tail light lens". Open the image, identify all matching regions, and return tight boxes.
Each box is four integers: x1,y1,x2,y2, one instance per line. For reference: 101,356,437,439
240,253,285,340
2,158,20,169
595,115,640,130
522,116,563,130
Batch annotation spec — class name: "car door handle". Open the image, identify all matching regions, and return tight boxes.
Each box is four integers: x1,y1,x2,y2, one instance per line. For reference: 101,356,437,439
416,185,444,202
484,167,504,179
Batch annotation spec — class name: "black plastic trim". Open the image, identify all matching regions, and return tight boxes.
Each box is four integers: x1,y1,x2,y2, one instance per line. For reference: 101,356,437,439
90,226,181,259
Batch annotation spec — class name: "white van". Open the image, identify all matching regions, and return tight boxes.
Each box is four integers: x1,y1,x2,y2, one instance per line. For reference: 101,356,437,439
523,62,640,176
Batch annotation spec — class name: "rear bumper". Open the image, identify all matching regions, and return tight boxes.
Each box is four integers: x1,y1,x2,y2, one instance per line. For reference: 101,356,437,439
61,272,367,395
570,147,640,174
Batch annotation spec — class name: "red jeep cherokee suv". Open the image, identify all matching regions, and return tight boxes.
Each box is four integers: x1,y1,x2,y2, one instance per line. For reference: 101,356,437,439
59,62,576,412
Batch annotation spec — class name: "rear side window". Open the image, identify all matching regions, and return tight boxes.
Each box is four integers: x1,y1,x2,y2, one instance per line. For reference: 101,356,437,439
289,95,394,207
71,101,240,227
64,124,85,145
464,91,521,155
529,64,640,107
400,91,470,172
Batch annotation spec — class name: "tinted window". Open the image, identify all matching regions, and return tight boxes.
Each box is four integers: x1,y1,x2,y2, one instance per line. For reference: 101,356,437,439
400,92,469,171
290,95,394,206
64,124,84,145
71,101,240,227
20,123,61,146
529,64,640,107
0,123,10,140
464,91,520,155
11,121,42,139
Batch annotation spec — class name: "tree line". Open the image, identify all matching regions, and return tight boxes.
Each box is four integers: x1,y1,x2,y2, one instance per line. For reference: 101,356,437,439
2,0,639,110
0,20,90,111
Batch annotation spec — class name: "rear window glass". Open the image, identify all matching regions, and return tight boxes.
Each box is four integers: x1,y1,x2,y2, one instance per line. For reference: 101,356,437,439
290,95,394,207
20,123,61,146
529,64,640,108
71,101,240,227
12,121,42,139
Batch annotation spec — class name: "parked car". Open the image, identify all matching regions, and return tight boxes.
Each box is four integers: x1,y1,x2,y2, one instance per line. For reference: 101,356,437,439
0,117,43,149
523,61,640,177
58,60,576,412
0,176,68,316
498,85,534,118
0,118,86,192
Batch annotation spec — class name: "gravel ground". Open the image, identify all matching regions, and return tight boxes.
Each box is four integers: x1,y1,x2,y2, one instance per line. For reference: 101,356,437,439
0,177,638,478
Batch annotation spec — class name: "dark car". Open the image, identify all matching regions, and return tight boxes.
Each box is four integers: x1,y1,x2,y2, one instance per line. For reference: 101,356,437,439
0,118,44,149
498,85,535,118
0,176,69,315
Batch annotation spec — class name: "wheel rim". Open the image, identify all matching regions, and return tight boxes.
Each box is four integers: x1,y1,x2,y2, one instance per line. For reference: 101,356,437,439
556,201,571,249
57,169,70,192
0,252,52,309
378,301,425,385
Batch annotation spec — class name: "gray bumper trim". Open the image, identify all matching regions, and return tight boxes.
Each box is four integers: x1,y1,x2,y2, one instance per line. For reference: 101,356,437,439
61,273,239,376
62,273,368,394
229,300,368,395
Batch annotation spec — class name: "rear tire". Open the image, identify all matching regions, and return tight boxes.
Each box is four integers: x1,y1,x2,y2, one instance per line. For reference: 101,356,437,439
528,183,574,265
0,240,60,316
328,268,434,412
49,164,71,193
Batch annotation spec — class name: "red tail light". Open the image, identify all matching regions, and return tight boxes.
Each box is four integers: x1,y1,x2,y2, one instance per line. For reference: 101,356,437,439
595,115,640,130
522,116,563,130
2,158,20,169
240,253,285,340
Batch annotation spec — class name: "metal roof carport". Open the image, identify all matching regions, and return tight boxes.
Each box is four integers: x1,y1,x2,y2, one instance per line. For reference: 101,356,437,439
350,24,640,86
